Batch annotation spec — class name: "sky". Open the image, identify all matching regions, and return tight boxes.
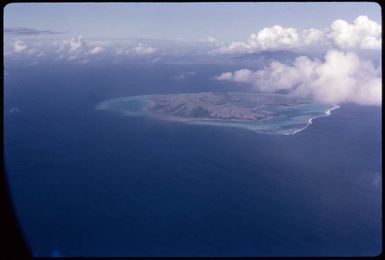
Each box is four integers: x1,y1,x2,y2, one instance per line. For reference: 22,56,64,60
3,2,382,107
4,2,381,41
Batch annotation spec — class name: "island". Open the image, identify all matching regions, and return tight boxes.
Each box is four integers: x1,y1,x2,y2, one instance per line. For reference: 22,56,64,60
96,92,338,135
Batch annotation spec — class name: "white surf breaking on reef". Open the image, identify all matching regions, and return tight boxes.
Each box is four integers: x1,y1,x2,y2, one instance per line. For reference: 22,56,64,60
288,105,340,135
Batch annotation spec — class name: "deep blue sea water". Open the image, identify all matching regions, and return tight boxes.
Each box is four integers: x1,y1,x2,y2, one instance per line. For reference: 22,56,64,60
3,64,382,256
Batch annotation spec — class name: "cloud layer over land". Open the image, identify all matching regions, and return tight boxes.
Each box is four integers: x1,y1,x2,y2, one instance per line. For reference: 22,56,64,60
215,49,381,106
216,16,381,54
213,15,381,106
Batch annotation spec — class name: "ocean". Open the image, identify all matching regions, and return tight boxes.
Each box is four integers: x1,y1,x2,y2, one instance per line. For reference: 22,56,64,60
3,63,382,256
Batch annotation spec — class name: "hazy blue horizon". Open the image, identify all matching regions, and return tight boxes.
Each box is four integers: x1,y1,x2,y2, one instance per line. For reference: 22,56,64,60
4,2,381,41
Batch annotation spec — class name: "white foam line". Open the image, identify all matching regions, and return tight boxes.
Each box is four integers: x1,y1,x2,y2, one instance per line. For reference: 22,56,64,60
289,104,340,135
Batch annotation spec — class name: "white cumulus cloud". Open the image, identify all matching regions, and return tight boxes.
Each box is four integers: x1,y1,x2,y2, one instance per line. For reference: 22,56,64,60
215,50,381,106
133,42,157,55
249,25,301,50
216,15,381,54
89,46,105,55
207,36,217,44
330,15,382,50
67,36,87,52
172,71,196,80
56,36,111,61
14,40,27,53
